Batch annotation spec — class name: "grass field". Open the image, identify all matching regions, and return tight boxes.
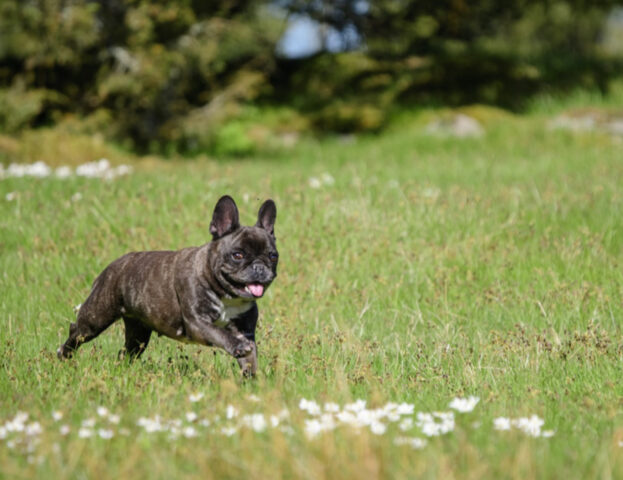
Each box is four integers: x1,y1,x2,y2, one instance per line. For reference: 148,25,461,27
1,94,623,479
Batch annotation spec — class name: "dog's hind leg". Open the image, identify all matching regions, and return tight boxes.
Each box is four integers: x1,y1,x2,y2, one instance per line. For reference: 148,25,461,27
57,282,120,359
120,318,152,359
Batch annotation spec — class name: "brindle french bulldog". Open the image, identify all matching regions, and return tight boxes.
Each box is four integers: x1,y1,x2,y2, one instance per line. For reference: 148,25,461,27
57,195,278,376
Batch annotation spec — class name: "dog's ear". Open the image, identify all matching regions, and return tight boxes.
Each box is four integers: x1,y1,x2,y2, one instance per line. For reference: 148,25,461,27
210,195,240,239
256,199,276,236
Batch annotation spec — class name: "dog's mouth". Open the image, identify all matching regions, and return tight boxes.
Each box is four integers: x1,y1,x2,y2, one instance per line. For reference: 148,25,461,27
223,273,267,299
243,283,265,298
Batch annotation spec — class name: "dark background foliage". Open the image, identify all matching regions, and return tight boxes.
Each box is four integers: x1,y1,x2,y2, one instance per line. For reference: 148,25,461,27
1,0,622,152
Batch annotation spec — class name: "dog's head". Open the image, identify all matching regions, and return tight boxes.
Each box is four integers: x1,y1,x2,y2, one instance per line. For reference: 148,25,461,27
208,195,278,299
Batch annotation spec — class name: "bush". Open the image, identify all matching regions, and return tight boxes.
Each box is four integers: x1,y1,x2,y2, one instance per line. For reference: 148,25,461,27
0,0,281,152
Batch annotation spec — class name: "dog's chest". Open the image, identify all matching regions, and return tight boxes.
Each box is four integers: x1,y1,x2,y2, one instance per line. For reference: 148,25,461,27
214,299,253,327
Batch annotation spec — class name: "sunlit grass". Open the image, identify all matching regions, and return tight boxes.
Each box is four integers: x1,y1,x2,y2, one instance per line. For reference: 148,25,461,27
1,103,623,478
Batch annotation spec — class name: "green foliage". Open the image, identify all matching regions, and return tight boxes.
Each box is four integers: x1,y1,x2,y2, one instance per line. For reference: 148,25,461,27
0,0,281,151
314,102,385,132
278,1,623,113
1,0,622,150
0,85,47,133
212,120,257,156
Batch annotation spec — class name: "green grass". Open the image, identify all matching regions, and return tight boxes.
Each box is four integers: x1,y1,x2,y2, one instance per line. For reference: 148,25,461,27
2,100,623,479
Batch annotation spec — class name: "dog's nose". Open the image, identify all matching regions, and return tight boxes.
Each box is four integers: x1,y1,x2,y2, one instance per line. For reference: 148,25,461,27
251,262,273,282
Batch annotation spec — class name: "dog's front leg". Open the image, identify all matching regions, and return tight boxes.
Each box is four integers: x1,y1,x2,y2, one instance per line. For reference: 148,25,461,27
184,318,254,359
236,342,257,377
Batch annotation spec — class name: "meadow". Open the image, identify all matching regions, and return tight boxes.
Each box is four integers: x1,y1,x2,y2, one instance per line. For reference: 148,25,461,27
1,92,623,479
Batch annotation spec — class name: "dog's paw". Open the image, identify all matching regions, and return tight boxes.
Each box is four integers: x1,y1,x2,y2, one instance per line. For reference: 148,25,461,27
57,346,72,360
232,339,254,358
241,366,256,379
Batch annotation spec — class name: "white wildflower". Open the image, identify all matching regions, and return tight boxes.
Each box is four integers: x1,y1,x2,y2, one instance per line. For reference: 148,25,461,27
6,412,28,432
5,192,16,201
52,411,63,422
137,416,163,433
221,426,238,436
97,406,109,418
78,428,93,438
59,425,70,436
242,414,267,432
170,419,182,428
304,419,325,438
321,173,335,186
25,422,42,436
299,398,321,416
76,159,110,178
344,400,367,413
370,422,387,435
108,414,120,424
449,396,480,413
185,412,198,423
98,429,114,439
82,418,96,428
324,402,340,413
189,393,204,403
225,405,238,420
308,177,322,189
493,417,512,431
399,418,414,431
415,411,455,437
6,161,52,178
394,436,427,449
395,403,415,415
304,414,336,438
183,427,198,438
15,411,29,423
55,166,72,179
513,415,545,438
336,410,357,425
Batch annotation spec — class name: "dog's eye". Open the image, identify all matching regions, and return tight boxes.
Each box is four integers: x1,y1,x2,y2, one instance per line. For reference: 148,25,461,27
269,252,278,262
231,251,244,261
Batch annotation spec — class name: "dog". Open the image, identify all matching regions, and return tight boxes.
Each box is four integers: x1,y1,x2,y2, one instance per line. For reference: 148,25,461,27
57,195,278,376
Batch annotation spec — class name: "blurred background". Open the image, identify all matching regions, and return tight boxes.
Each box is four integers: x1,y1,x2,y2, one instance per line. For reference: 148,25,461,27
1,0,623,157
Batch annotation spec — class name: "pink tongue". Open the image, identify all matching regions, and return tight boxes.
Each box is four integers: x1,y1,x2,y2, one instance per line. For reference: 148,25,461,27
247,284,264,297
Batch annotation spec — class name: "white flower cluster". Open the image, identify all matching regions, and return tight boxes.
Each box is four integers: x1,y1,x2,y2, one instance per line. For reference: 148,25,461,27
414,412,455,437
136,405,291,439
0,395,556,458
300,398,417,438
74,406,123,439
448,396,480,413
0,159,132,180
0,412,44,462
493,415,555,438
